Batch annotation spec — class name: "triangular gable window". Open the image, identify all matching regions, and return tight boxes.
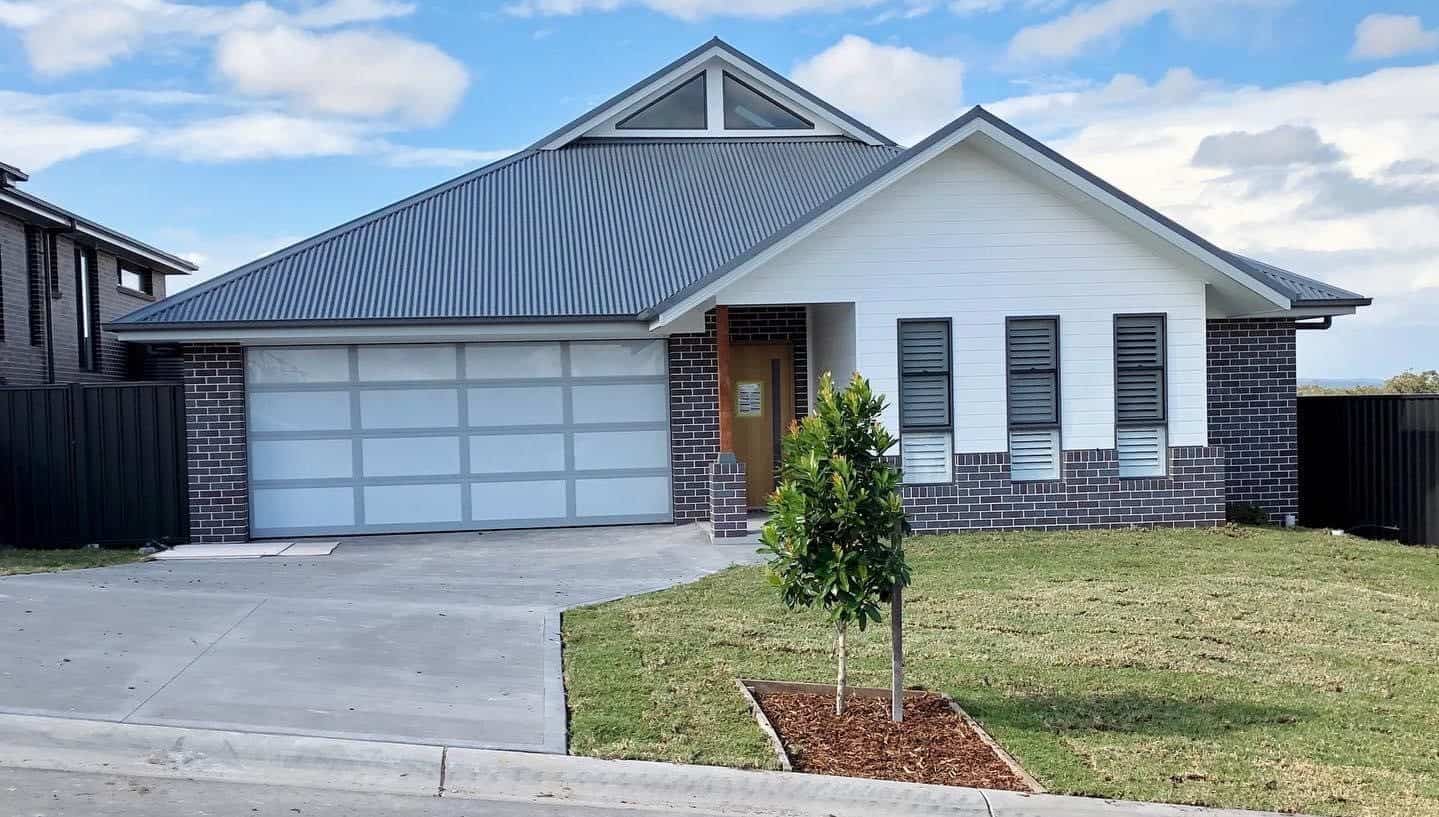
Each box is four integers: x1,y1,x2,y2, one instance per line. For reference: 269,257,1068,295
723,72,812,130
617,73,707,130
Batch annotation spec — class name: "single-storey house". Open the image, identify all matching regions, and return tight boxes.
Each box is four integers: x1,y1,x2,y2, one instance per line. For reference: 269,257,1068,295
109,39,1370,542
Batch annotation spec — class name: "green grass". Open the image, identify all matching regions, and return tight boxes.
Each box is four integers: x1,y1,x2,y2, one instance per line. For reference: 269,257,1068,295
564,526,1439,817
0,547,145,576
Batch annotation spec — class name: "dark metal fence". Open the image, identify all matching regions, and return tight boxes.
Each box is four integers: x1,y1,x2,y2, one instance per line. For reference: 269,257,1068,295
1298,394,1439,546
0,382,189,549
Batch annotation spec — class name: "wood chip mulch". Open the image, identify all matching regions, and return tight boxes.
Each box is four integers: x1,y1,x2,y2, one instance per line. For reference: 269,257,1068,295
754,691,1031,790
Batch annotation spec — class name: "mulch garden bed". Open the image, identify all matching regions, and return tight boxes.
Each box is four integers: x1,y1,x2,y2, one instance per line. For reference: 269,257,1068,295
752,689,1034,790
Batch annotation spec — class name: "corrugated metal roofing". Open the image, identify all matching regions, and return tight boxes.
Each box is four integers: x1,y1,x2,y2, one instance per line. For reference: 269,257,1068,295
1225,253,1371,306
116,138,902,326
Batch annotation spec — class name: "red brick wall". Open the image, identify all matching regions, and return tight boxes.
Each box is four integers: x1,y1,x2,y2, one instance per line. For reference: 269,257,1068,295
183,344,248,543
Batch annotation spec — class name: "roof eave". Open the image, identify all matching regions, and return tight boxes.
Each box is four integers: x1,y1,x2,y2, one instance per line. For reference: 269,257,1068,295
0,187,197,273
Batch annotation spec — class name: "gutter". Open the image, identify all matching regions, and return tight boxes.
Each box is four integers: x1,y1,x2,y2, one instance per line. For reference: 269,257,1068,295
1295,316,1333,331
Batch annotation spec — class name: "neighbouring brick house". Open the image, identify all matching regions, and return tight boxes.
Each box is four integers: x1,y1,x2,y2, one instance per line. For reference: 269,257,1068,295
0,161,196,386
108,39,1369,544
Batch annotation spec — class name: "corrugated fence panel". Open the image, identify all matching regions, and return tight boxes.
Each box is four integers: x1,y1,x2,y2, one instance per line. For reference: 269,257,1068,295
0,382,188,549
1298,395,1439,546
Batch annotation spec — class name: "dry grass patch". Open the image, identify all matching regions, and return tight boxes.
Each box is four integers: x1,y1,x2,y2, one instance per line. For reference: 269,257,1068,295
563,526,1439,816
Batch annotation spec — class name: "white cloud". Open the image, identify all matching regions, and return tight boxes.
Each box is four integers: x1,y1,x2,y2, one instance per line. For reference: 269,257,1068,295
383,146,517,169
791,35,964,145
987,61,1439,377
1007,0,1287,61
0,0,416,77
503,0,880,19
151,113,371,162
215,27,469,126
1351,13,1439,60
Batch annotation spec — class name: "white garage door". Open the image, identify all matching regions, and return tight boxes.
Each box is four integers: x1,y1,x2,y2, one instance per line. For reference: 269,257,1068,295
245,341,672,537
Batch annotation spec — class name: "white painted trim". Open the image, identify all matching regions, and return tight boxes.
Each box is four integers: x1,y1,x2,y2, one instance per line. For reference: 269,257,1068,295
650,117,1297,329
1227,305,1357,319
110,322,665,345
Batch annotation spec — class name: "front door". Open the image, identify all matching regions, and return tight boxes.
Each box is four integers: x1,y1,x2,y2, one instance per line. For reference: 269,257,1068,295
729,343,794,509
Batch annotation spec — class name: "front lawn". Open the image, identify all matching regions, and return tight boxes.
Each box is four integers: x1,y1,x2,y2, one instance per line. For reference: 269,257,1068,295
564,526,1439,817
0,548,145,576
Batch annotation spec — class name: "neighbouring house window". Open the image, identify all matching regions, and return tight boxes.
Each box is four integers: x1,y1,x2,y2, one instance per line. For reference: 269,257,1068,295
617,73,707,130
722,72,812,130
118,260,153,295
1006,317,1061,481
75,247,100,371
1114,314,1168,477
25,227,44,346
898,319,953,484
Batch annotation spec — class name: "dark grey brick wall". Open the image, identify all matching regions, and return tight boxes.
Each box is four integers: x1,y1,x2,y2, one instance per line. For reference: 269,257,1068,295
1207,318,1297,522
183,343,248,543
709,459,748,537
0,212,167,386
668,306,808,521
903,446,1226,532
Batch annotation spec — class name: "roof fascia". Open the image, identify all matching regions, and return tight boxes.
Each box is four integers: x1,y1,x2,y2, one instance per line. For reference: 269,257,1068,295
532,38,893,151
107,319,661,345
0,187,197,273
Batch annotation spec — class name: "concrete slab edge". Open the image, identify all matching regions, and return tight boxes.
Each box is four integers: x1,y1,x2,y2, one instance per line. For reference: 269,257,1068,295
0,713,442,798
0,713,1312,817
541,610,567,754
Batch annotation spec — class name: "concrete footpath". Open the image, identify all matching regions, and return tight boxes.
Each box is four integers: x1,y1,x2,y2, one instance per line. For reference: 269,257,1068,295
0,713,1306,817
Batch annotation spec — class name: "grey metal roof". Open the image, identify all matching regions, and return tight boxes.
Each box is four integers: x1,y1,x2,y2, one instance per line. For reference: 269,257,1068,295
114,138,902,326
0,160,28,184
1224,254,1371,307
0,181,196,274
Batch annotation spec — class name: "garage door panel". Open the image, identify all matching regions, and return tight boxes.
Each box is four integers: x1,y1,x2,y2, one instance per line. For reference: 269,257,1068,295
251,439,353,482
247,341,671,536
250,392,352,432
358,345,457,381
465,343,563,379
467,386,565,427
470,434,566,474
472,480,568,521
360,389,459,429
253,487,355,530
362,437,462,477
364,484,463,525
573,430,668,470
575,476,669,518
570,341,665,376
248,347,351,384
571,383,667,424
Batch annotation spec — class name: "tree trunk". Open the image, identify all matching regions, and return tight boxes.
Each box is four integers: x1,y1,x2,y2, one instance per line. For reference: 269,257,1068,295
891,585,904,723
835,621,848,716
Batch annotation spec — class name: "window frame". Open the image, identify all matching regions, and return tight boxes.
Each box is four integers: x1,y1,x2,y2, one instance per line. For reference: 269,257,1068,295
117,259,154,296
1004,315,1062,431
896,317,954,433
615,72,708,131
721,71,814,131
1113,313,1169,478
1113,312,1167,427
896,317,954,485
74,246,98,371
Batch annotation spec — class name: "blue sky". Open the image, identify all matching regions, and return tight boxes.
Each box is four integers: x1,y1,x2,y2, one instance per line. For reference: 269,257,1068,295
3,0,1437,379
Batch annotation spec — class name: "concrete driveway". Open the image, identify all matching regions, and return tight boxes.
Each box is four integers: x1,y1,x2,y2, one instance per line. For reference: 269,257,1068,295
0,525,758,753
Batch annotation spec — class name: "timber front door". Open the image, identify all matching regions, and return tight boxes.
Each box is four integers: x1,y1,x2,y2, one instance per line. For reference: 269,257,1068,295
728,343,794,509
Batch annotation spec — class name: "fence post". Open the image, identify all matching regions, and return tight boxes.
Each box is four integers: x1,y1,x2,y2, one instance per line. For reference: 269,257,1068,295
68,383,92,545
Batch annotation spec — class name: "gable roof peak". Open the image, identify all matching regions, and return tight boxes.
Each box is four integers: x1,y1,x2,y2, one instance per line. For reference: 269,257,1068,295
529,37,895,151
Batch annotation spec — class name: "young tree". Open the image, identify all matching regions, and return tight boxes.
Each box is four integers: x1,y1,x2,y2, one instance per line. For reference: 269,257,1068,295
760,373,910,718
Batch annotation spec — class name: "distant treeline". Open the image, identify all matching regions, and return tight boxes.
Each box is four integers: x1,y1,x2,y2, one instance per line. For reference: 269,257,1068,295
1299,370,1439,396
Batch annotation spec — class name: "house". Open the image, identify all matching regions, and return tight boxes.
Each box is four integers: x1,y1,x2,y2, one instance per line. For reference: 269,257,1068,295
1,161,197,386
108,39,1369,543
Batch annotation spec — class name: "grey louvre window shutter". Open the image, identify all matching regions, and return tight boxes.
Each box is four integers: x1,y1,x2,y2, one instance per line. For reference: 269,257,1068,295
1006,318,1059,427
898,320,951,430
1114,315,1166,424
1114,314,1167,478
1006,317,1061,480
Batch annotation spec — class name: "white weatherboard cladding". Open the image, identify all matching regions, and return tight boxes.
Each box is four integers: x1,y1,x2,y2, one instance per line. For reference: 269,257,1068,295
245,340,671,537
719,142,1207,453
